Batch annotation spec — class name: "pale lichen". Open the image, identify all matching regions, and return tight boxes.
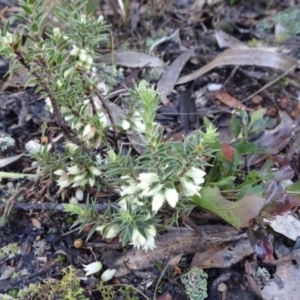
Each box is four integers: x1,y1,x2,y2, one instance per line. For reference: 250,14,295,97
181,267,208,300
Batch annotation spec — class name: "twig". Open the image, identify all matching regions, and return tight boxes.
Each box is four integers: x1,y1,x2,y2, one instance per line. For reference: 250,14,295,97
242,63,298,102
153,257,172,300
85,242,123,249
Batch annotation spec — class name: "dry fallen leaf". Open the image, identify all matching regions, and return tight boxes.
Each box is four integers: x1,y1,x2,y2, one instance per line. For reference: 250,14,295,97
157,49,194,105
265,213,300,241
109,226,245,278
215,30,248,49
0,154,24,168
99,51,165,68
261,249,300,300
191,238,254,269
176,48,298,85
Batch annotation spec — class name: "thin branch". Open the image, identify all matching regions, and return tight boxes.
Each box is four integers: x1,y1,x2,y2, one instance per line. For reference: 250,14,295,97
1,201,108,212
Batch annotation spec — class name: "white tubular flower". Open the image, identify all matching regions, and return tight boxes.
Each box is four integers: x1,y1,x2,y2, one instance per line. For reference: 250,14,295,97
164,188,179,207
98,111,108,128
54,170,71,189
96,15,104,24
79,50,87,62
185,167,206,185
133,120,146,133
152,187,179,212
83,261,102,276
82,124,92,137
79,14,87,24
75,189,84,201
147,225,156,237
152,190,165,212
130,226,156,251
58,180,71,189
73,173,88,182
101,269,116,282
137,173,160,189
120,185,141,196
130,112,146,133
97,224,119,239
53,27,61,39
65,142,79,152
67,165,81,175
54,169,65,176
86,55,93,65
179,177,200,197
88,176,95,187
143,235,156,251
143,225,156,251
70,45,80,56
141,183,164,197
45,97,53,113
130,228,146,249
2,32,13,45
118,196,144,211
88,166,101,176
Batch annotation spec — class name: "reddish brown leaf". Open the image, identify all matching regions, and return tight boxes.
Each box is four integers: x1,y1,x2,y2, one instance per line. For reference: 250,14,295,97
214,91,251,111
222,143,235,162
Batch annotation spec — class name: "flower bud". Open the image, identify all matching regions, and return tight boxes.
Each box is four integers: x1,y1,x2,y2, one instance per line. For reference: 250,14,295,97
75,189,84,201
101,269,116,282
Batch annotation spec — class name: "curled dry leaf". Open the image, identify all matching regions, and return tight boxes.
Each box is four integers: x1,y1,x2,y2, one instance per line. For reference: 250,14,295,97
263,181,298,216
247,111,295,166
